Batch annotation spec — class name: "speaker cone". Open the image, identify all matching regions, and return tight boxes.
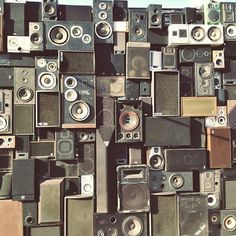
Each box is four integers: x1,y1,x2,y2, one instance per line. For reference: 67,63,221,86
208,10,220,23
65,76,77,89
132,26,144,38
223,215,236,231
95,21,112,39
69,101,90,121
122,216,143,236
38,72,57,89
169,174,184,189
30,33,43,45
151,14,161,24
65,89,77,102
208,26,221,41
150,154,164,169
17,87,34,102
49,25,69,45
119,111,140,131
44,3,56,16
199,65,213,79
71,26,83,38
226,24,236,38
108,228,118,236
0,116,7,131
207,193,218,207
47,62,57,72
181,48,195,61
191,26,205,41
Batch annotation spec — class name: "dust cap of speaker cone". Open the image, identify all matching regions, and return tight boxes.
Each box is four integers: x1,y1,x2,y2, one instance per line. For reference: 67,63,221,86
69,101,90,121
119,111,140,131
49,25,69,45
122,216,143,236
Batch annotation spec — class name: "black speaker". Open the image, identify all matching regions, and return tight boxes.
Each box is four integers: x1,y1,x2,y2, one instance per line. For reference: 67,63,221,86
30,140,55,158
29,22,44,51
93,0,113,44
113,0,128,21
209,209,220,236
161,47,177,69
129,8,147,42
0,172,12,199
49,160,78,177
42,0,58,21
180,66,193,97
22,202,38,227
148,4,162,29
126,79,140,99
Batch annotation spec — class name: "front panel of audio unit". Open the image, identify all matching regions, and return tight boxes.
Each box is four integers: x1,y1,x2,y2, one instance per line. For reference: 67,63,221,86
1,0,236,235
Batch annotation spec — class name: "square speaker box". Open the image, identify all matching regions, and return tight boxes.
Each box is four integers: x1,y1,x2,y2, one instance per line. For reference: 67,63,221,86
113,0,128,21
148,4,162,29
220,210,236,235
222,2,236,24
147,146,165,170
227,100,236,130
161,47,177,69
203,1,221,25
29,22,44,51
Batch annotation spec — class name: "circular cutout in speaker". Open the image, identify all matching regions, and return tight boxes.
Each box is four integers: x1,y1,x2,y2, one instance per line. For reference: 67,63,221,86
71,26,83,38
208,26,221,41
210,214,219,224
151,14,160,24
25,216,34,225
207,193,218,208
44,3,56,16
223,215,236,231
38,72,57,90
30,32,43,45
0,116,7,131
119,111,140,131
99,11,108,20
122,216,143,236
99,2,107,10
82,34,92,44
65,89,77,102
191,26,205,41
17,87,34,103
181,48,195,61
65,76,78,89
95,21,112,39
47,62,57,72
49,25,69,46
208,9,220,23
79,156,94,174
199,65,213,79
169,174,184,189
37,58,47,68
150,154,164,170
98,108,113,125
132,25,144,38
69,101,90,121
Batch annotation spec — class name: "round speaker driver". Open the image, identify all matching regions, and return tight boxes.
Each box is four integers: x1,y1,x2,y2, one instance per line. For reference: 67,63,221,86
69,101,90,121
119,111,140,131
122,216,143,236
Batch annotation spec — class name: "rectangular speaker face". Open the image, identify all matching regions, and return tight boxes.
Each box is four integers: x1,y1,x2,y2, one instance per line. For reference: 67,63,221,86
0,135,15,149
115,100,143,143
207,127,232,168
161,47,177,69
147,146,165,170
111,52,125,75
213,50,225,69
129,145,142,165
0,200,23,236
190,118,206,148
12,159,35,201
125,79,139,99
177,194,209,236
126,42,150,80
42,0,57,21
145,117,191,146
208,209,221,236
7,36,30,53
81,175,94,195
129,8,147,42
36,91,61,127
117,165,150,213
0,172,12,200
220,210,236,235
222,2,236,24
38,178,64,224
205,106,228,128
96,76,125,97
180,66,193,97
49,160,78,177
55,129,75,160
65,196,94,236
29,225,61,236
148,4,162,29
30,141,55,158
0,150,13,171
44,21,94,51
0,14,3,51
76,129,95,143
150,170,193,193
59,51,95,75
150,51,162,71
140,81,151,97
227,100,236,130
93,0,113,44
152,71,180,116
22,202,38,227
29,22,44,51
223,179,236,210
14,105,34,135
203,2,221,25
181,97,217,117
64,177,80,196
62,75,96,129
165,148,208,171
94,213,148,236
0,67,14,88
151,195,177,236
0,89,12,134
35,57,59,91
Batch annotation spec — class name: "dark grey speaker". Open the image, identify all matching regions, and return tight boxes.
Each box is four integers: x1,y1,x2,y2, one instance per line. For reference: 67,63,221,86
0,172,12,199
30,141,55,158
180,66,193,97
29,22,44,51
29,225,61,236
0,150,13,172
42,0,58,21
148,4,162,29
22,202,38,227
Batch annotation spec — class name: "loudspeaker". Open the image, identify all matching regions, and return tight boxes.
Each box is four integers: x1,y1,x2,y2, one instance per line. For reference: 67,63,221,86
0,135,15,149
205,106,227,128
147,147,165,170
81,175,94,195
44,21,94,51
94,212,148,236
181,96,217,117
220,210,236,235
207,127,232,168
55,129,75,160
30,140,55,158
194,62,214,96
209,209,220,236
65,196,94,236
223,179,236,210
35,57,59,91
28,225,61,236
14,105,34,135
14,67,35,105
140,81,151,97
78,143,95,175
145,117,191,147
96,76,125,97
7,36,31,53
93,0,113,44
12,159,35,201
59,51,95,74
0,172,12,199
190,118,206,148
0,200,23,236
222,2,236,24
213,50,225,69
129,145,142,165
179,46,211,64
117,165,150,213
180,66,193,97
0,150,13,172
113,0,128,21
152,71,180,116
36,91,61,127
126,42,150,80
183,7,197,24
115,100,143,143
165,148,208,171
227,100,236,130
22,202,38,227
203,1,221,25
38,178,64,224
150,195,177,236
177,194,209,236
148,4,162,29
42,0,58,21
214,71,222,89
76,129,95,143
162,9,184,27
111,53,126,75
150,50,162,71
114,143,128,165
35,158,49,181
126,79,139,99
114,32,126,52
150,170,193,193
161,47,177,69
0,67,14,88
29,22,44,51
64,177,80,196
129,8,147,42
62,75,96,129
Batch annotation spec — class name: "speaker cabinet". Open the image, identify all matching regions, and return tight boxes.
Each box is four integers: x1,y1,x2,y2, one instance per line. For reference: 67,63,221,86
126,79,139,99
23,202,38,227
148,4,162,29
35,57,59,91
128,145,142,165
62,75,96,129
209,209,220,236
207,127,232,168
93,0,113,44
220,210,236,235
177,194,209,235
7,36,31,54
14,105,34,135
42,0,58,21
76,129,95,143
65,195,94,236
0,150,13,172
28,225,61,236
180,66,193,97
38,178,64,224
117,165,150,213
0,172,12,199
59,51,95,75
227,100,236,130
12,159,35,201
213,50,225,69
129,8,147,42
151,195,177,236
0,14,3,51
161,47,177,69
126,42,150,80
55,129,75,160
36,91,61,128
203,1,221,25
152,71,180,116
30,140,55,158
94,212,148,236
223,179,236,210
145,117,191,146
44,21,94,51
113,0,128,21
147,147,164,170
222,2,236,24
29,22,44,51
205,106,227,128
115,100,143,143
0,135,15,149
0,200,23,236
